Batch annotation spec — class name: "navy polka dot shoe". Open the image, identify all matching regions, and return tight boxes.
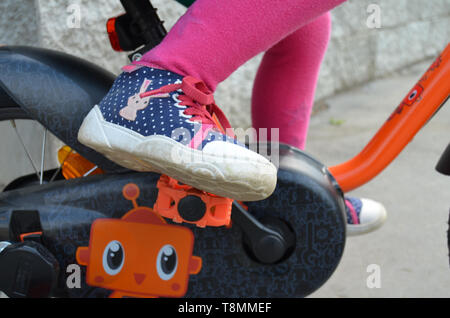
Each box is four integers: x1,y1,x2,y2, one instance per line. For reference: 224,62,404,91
78,65,277,201
345,197,387,236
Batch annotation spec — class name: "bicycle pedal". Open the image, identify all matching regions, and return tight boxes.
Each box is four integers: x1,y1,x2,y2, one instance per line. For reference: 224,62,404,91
154,175,232,228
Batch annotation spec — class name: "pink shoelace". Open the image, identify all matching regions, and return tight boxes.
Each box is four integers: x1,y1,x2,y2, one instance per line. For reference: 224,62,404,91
345,199,360,225
140,76,232,134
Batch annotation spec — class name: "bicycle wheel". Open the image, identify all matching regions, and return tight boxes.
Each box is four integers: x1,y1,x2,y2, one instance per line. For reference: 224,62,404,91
0,105,85,191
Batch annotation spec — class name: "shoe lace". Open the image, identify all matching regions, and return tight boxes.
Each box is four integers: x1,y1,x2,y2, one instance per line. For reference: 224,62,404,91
140,76,232,134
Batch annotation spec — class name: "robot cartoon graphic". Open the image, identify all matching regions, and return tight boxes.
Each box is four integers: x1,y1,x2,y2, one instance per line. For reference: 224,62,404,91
76,183,202,298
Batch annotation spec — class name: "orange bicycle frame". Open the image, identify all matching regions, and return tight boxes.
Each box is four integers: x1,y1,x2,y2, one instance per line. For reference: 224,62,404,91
329,43,450,193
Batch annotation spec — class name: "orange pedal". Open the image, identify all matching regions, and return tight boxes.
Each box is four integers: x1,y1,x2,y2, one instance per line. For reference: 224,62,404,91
153,175,232,228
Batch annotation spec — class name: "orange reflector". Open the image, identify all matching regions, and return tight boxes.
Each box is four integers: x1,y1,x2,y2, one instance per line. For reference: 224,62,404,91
58,146,104,179
107,17,123,52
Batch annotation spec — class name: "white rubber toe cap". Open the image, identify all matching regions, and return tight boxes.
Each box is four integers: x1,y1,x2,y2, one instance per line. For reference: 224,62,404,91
359,198,387,225
347,198,387,236
202,140,278,199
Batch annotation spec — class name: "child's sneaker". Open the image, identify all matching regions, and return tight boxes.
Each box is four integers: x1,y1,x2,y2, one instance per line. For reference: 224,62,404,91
78,65,277,201
345,197,387,236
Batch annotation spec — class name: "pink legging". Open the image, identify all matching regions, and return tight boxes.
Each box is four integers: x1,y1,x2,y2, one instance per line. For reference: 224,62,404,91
139,0,345,150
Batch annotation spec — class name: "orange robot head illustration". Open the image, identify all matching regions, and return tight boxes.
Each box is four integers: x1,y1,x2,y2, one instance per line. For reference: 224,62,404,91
76,183,202,298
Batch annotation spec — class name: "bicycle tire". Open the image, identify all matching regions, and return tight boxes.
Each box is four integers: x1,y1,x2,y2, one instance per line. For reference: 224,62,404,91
0,106,31,121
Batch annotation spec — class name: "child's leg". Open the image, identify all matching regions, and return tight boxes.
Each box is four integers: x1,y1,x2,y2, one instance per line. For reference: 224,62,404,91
140,0,346,91
251,13,331,150
250,13,387,233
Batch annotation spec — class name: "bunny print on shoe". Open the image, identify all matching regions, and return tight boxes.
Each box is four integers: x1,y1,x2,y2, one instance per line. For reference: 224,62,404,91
118,78,169,121
78,65,277,201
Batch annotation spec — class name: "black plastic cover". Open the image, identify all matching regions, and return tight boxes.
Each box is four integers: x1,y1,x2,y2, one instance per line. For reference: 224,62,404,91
0,241,59,298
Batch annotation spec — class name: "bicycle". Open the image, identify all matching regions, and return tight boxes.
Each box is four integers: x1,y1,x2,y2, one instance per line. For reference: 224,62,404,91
0,0,448,298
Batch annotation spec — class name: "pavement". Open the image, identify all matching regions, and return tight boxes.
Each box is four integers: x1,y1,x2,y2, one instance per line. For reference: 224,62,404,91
307,59,450,297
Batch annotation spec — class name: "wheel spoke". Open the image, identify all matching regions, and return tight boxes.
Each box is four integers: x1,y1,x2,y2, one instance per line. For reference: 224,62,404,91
83,165,98,177
49,148,71,182
39,128,47,185
10,120,40,180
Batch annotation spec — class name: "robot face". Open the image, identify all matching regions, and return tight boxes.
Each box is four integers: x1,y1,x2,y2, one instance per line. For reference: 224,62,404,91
76,183,202,298
77,208,201,298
